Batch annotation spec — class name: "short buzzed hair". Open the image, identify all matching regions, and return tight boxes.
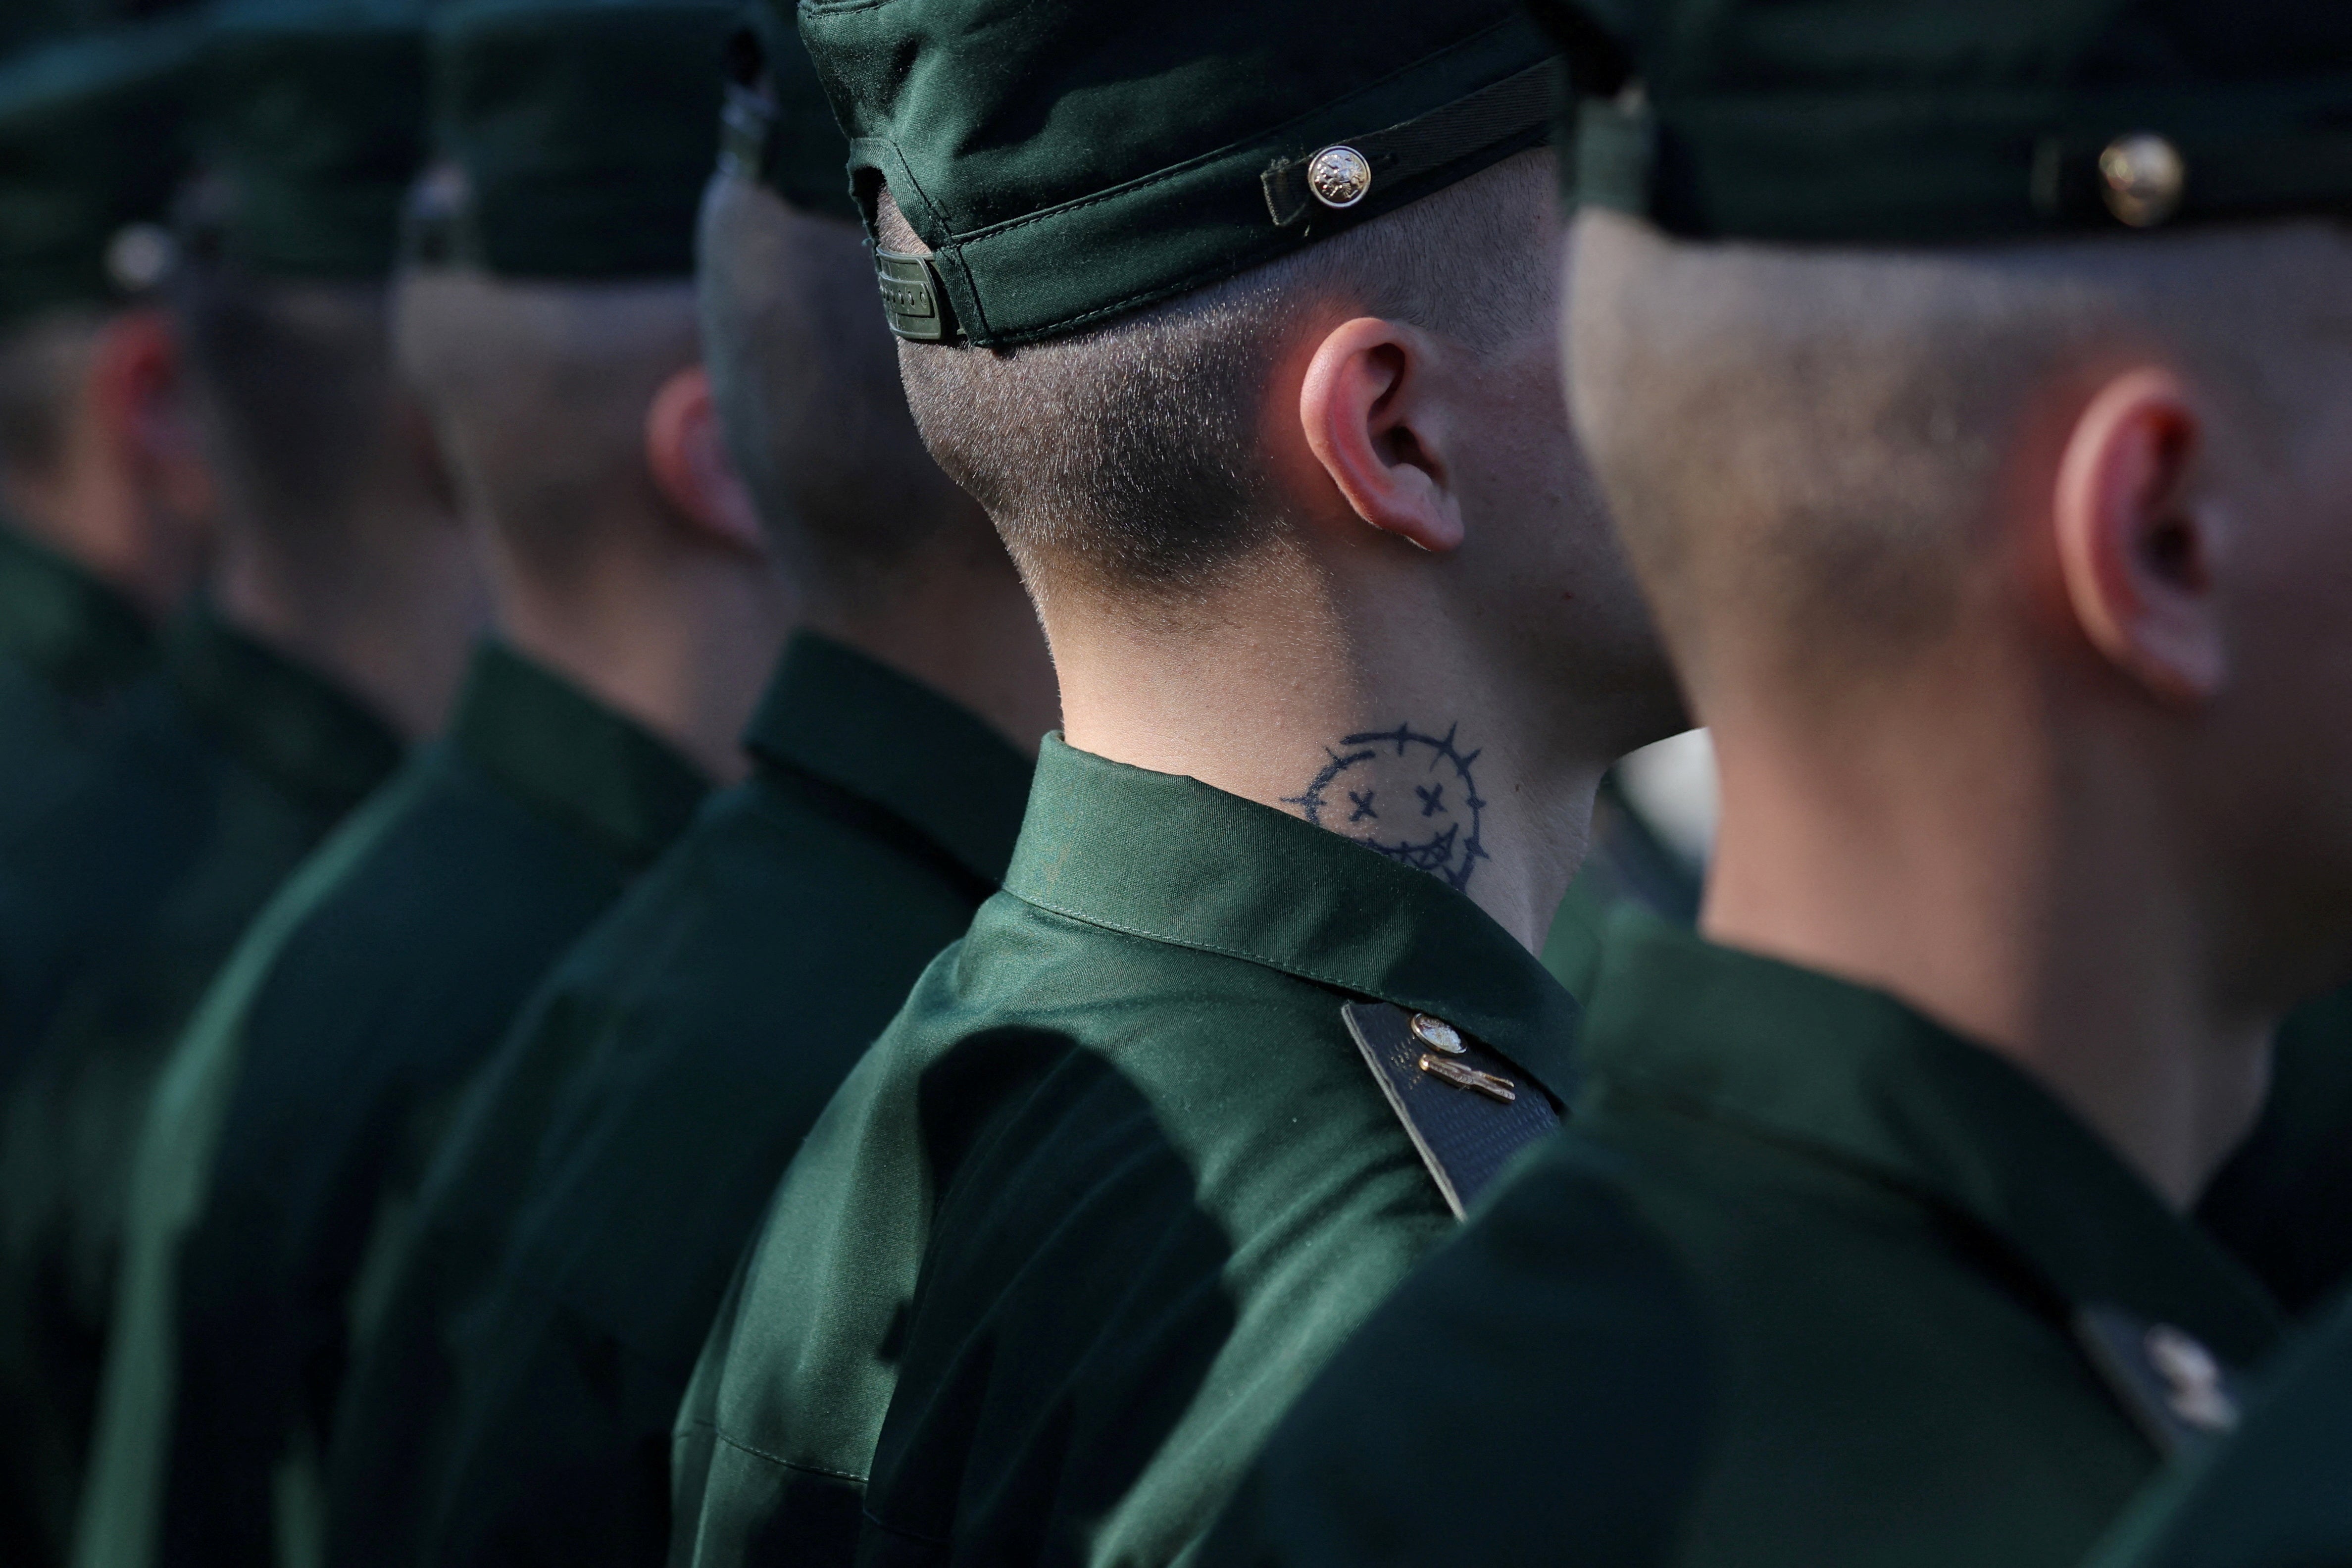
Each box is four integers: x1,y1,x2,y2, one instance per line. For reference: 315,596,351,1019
170,254,408,546
0,308,103,487
696,170,972,604
395,267,698,577
1569,210,2352,694
880,149,1557,602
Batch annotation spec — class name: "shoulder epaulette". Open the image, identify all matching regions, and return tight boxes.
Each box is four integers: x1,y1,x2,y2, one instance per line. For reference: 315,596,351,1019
1342,1000,1561,1218
2075,1304,2246,1458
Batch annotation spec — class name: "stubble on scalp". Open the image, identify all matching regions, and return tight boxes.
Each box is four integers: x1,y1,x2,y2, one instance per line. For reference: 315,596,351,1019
1569,209,2352,700
877,150,1558,620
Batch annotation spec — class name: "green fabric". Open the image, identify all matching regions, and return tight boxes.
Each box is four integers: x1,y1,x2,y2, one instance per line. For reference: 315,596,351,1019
320,632,1030,1568
191,0,434,278
1,604,396,1568
720,0,853,220
0,525,153,847
428,0,731,279
669,734,1580,1567
2080,1288,2352,1568
1540,771,1702,1002
1198,908,2286,1568
73,640,706,1568
73,775,422,1568
791,0,1554,346
0,15,199,324
2196,985,2352,1315
1534,0,2352,243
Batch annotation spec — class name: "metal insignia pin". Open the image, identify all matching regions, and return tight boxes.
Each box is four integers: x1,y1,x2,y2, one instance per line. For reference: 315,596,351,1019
2144,1324,2239,1433
1410,1012,1466,1055
1418,1053,1517,1104
2099,133,2185,228
1306,145,1372,209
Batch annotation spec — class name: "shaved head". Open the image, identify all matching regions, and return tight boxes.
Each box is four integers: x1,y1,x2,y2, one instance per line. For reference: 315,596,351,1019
879,149,1558,608
696,171,978,606
1569,209,2352,700
396,268,698,577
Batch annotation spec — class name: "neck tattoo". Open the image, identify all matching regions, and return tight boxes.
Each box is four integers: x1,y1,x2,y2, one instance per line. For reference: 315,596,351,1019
1282,721,1489,893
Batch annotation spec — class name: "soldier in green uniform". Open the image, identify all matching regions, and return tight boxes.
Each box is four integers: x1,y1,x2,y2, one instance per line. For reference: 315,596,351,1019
71,1,800,1564
668,0,1687,1562
0,18,212,1565
319,14,1056,1565
0,4,493,1562
0,15,213,859
1192,3,2352,1566
2081,1290,2352,1568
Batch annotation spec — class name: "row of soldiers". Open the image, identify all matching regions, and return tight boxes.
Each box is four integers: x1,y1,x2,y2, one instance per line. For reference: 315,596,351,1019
0,0,2348,1565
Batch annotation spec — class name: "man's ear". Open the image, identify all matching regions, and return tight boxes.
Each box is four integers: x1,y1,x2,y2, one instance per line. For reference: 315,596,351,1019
90,307,214,528
1297,315,1464,554
2051,366,2226,705
645,363,766,553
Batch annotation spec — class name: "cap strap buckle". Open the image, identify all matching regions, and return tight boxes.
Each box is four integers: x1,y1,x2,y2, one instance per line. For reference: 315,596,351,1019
1262,60,1555,228
875,246,959,342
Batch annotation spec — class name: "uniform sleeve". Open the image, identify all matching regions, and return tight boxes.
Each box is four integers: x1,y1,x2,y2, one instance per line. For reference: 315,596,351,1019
1190,1140,1716,1568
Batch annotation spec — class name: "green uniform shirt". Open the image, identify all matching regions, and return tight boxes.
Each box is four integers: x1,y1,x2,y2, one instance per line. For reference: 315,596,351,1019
0,602,397,1568
2082,1289,2352,1568
75,641,706,1568
669,736,1580,1568
0,526,152,860
1198,910,2286,1568
321,633,1031,1568
2195,985,2352,1314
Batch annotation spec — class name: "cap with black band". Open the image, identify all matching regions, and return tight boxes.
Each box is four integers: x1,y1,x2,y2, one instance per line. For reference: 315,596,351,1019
187,0,435,278
0,16,200,328
785,0,1559,348
1524,0,2352,243
418,0,734,281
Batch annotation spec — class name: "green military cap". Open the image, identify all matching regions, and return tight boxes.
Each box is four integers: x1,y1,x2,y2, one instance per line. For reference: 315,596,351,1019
714,0,853,222
188,0,435,277
0,16,200,326
787,0,1557,347
421,0,735,279
1524,0,2352,243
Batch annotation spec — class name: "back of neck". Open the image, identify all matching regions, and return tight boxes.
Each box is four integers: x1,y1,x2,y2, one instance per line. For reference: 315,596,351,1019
211,498,485,743
1046,559,1614,953
1699,699,2272,1208
804,536,1060,763
490,537,792,786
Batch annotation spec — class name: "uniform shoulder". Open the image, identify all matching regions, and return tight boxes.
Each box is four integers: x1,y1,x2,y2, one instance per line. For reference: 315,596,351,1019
1196,1131,1712,1568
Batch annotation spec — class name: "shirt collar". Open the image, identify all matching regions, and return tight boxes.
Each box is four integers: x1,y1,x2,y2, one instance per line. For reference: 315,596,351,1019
742,631,1033,889
0,525,153,693
447,640,710,870
1000,735,1581,1104
1582,910,2283,1364
166,602,402,815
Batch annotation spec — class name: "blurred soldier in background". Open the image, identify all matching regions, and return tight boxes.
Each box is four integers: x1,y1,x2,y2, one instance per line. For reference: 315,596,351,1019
0,18,211,1567
322,12,1055,1564
72,0,797,1561
1,0,487,1560
1196,0,2352,1563
0,17,211,861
